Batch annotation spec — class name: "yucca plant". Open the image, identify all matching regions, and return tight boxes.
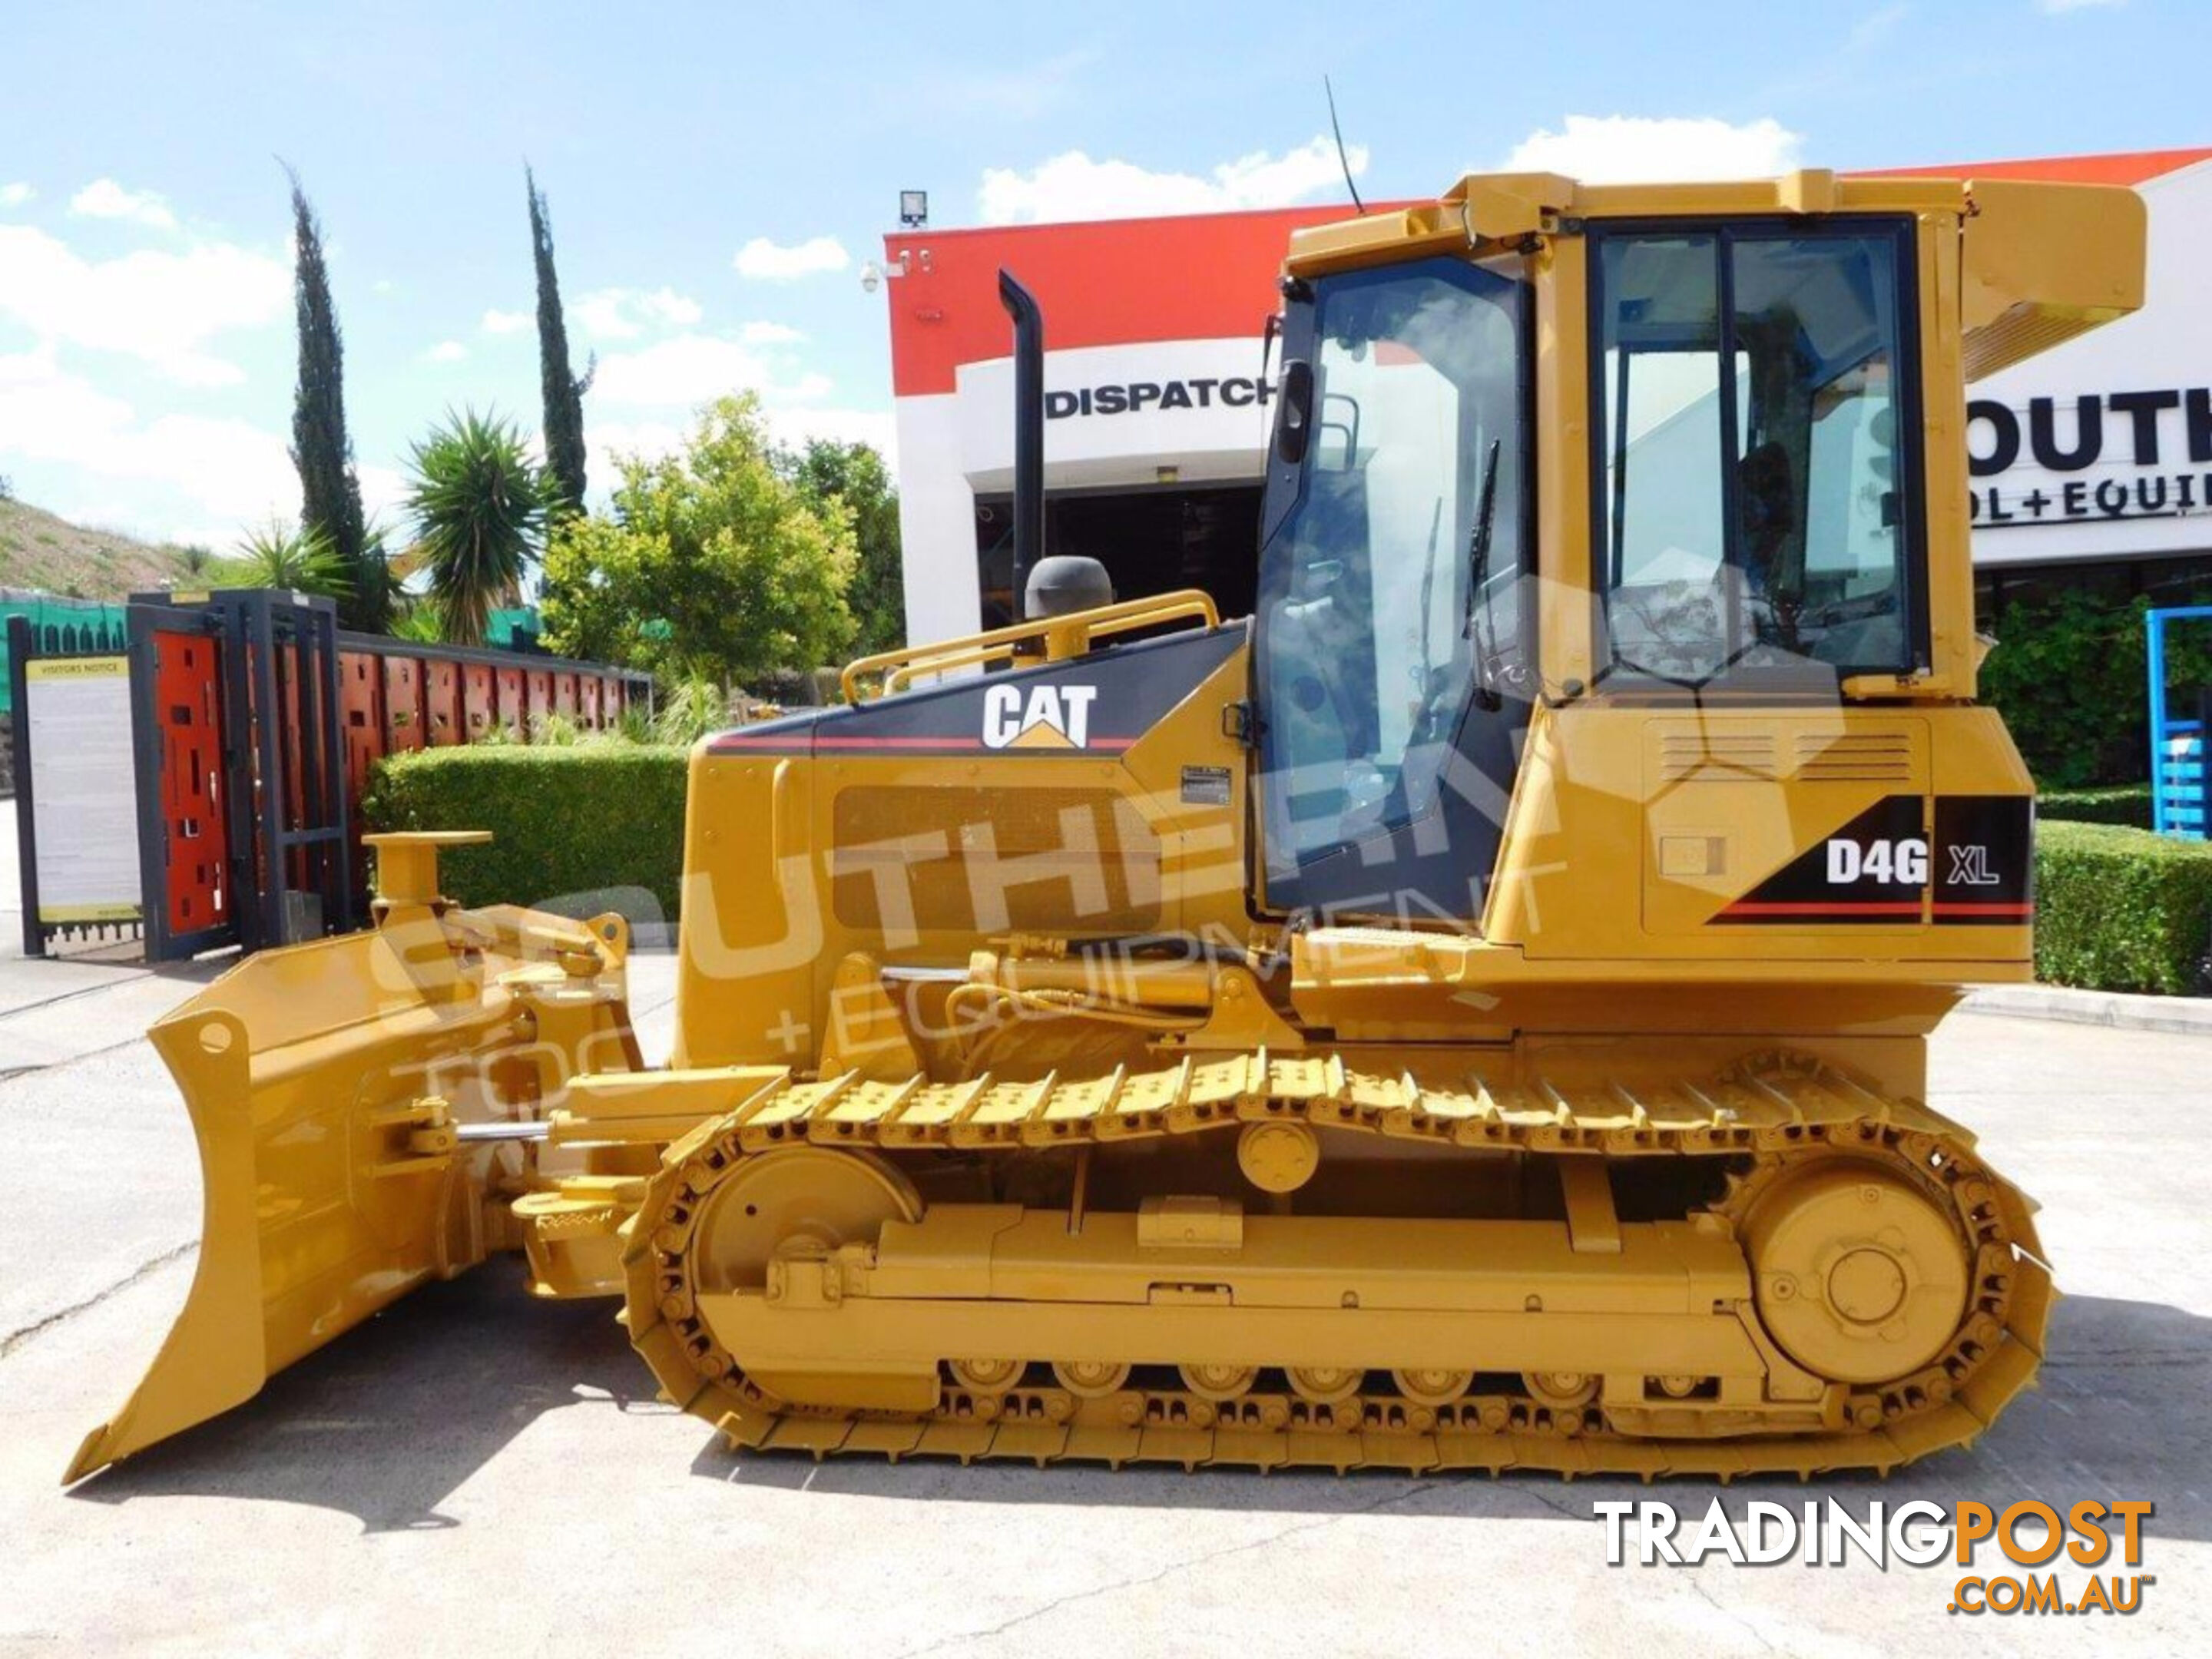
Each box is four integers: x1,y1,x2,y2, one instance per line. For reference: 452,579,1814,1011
386,601,444,644
406,408,548,646
652,674,733,747
230,518,352,596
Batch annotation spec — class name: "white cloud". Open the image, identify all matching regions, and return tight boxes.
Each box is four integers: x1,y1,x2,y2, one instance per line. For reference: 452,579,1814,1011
584,418,688,492
0,222,289,385
424,339,468,363
770,404,897,463
1848,2,1909,48
68,177,179,230
589,333,836,408
586,406,896,498
0,182,33,208
733,235,850,280
481,307,531,335
583,332,889,481
977,136,1364,225
357,461,407,528
572,285,704,341
739,320,804,345
0,346,295,527
1498,115,1803,183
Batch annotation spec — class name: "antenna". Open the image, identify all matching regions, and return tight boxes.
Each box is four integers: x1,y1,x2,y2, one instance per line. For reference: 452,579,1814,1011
1325,77,1366,214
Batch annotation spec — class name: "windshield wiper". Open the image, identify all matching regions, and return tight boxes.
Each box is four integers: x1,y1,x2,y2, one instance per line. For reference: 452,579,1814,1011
1463,435,1503,710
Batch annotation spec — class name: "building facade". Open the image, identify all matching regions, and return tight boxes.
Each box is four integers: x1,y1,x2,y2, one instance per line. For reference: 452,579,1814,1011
878,148,2212,647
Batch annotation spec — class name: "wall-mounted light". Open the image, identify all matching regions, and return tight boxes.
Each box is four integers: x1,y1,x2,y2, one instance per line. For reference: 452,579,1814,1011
859,248,930,293
899,190,929,228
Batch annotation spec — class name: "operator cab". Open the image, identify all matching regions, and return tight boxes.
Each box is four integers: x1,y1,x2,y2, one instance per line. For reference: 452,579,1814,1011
1252,217,1926,927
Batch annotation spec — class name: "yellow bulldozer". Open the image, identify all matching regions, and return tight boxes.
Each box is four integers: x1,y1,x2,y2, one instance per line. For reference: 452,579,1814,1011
70,167,2145,1483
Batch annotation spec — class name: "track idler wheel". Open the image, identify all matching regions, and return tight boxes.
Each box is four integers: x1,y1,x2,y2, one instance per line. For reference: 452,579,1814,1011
689,1146,922,1296
1742,1161,1972,1385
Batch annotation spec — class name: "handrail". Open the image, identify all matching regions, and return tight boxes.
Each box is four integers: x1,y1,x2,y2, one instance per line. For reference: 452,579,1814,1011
841,589,1221,702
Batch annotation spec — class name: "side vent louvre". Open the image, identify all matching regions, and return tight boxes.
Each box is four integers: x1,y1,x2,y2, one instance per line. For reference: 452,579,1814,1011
1658,734,1779,782
1795,733,1914,783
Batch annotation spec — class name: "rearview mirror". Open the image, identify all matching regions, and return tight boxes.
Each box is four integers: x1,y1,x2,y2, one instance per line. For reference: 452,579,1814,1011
1273,358,1314,466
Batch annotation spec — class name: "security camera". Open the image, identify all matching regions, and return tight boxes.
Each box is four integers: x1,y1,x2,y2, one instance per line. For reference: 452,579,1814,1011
859,261,882,294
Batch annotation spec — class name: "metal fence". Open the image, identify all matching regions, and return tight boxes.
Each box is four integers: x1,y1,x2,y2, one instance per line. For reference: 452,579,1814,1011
15,588,654,959
0,594,127,714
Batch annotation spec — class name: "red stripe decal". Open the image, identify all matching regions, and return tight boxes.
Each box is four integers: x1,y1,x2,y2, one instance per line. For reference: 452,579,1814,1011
1718,899,2036,920
709,733,1136,754
1720,901,1926,917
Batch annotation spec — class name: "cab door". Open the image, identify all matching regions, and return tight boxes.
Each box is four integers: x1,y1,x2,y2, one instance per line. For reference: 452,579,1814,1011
1252,255,1534,923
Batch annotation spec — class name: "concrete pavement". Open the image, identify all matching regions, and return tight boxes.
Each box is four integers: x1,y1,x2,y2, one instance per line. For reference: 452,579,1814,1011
1,947,2207,1655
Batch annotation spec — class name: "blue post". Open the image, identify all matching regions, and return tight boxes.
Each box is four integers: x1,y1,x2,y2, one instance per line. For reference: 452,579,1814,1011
2148,604,2212,840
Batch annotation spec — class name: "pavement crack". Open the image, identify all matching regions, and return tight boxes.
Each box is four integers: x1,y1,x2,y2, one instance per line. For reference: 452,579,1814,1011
1682,1568,1778,1654
0,1242,197,1359
892,1481,1432,1658
0,1031,154,1082
0,973,155,1025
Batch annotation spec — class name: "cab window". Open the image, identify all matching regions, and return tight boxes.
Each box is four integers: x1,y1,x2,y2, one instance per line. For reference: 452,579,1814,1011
1591,220,1922,680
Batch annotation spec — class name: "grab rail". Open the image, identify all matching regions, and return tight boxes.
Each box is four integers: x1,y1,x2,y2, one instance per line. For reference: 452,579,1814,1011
840,589,1220,702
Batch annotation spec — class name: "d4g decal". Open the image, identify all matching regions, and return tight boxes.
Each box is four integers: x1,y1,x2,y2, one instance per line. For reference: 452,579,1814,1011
1713,795,2034,926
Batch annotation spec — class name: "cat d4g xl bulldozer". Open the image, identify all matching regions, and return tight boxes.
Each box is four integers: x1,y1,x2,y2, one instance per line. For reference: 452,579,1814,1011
71,167,2144,1484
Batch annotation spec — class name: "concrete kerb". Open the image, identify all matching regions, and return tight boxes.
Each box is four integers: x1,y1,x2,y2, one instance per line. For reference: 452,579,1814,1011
1962,982,2212,1036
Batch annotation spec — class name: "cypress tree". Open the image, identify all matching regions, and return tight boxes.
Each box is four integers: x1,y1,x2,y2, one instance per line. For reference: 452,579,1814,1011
529,167,591,518
285,167,384,630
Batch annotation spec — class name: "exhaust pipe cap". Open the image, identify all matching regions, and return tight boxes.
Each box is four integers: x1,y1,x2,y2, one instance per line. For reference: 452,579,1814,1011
1025,555,1114,620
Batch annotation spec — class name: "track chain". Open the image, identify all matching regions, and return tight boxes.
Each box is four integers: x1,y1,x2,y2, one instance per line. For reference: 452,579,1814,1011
622,1048,2050,1479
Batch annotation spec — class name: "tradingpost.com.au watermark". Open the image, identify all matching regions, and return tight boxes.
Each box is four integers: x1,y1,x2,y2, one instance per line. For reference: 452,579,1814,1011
1594,1498,2154,1617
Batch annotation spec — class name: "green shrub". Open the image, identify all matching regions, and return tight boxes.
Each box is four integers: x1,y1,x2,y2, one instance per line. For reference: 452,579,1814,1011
1981,588,2212,786
2037,783,2154,828
2035,820,2212,995
363,745,690,925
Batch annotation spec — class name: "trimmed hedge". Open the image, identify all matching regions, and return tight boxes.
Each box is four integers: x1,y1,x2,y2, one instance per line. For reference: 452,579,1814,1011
2036,820,2212,995
360,747,2212,997
2038,783,2154,829
363,745,689,925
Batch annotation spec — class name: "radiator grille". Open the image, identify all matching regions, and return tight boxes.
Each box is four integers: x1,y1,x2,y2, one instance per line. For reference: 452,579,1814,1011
1657,733,1779,782
1794,732,1915,783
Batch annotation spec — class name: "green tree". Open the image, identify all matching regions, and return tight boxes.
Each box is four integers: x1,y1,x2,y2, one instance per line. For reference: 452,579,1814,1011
528,167,592,519
541,394,856,682
224,518,351,597
1981,585,2212,786
285,167,386,631
405,409,548,646
783,437,902,654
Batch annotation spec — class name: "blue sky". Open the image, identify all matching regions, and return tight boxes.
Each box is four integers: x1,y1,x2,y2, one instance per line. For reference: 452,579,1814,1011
0,0,2199,548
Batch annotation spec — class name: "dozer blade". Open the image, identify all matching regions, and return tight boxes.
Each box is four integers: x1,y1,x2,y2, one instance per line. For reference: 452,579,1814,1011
66,905,634,1484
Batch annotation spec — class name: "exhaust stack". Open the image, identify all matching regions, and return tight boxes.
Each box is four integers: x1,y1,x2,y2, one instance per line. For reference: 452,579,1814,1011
997,269,1045,616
